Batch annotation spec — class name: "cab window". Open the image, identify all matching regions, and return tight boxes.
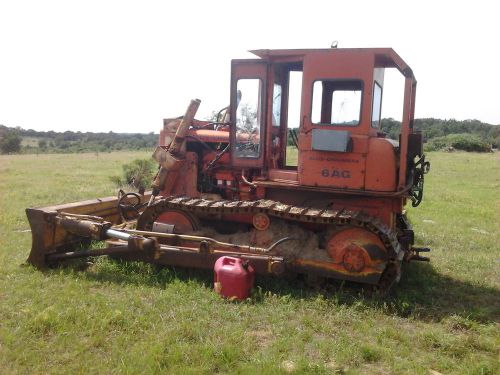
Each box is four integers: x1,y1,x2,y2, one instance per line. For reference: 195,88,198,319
311,80,362,125
371,82,383,128
272,83,282,127
235,79,262,158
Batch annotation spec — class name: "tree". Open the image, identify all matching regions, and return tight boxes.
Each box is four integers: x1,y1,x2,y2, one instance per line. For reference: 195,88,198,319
205,110,220,122
237,103,258,135
0,132,22,154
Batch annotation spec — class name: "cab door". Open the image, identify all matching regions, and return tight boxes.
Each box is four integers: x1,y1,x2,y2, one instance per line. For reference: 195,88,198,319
298,52,374,190
230,60,268,168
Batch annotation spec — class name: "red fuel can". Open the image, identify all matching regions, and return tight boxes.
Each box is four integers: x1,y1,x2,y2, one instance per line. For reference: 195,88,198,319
214,256,255,300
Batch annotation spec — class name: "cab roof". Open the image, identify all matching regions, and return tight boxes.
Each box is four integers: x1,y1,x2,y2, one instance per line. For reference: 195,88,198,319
249,48,414,79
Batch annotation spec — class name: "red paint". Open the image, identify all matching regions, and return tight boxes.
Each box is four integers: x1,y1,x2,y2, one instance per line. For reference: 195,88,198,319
155,210,196,233
214,256,255,300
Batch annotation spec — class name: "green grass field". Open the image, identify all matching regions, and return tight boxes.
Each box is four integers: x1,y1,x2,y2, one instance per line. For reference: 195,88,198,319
0,151,499,374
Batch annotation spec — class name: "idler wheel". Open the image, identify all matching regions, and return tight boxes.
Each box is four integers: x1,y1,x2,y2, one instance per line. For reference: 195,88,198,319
326,227,387,274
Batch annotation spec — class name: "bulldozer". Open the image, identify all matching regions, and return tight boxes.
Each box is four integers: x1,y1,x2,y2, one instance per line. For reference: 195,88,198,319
26,47,431,292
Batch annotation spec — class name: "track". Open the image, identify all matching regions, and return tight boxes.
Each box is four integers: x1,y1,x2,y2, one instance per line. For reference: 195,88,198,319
137,196,405,290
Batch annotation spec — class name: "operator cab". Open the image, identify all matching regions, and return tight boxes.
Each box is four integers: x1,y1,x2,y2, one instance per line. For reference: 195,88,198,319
230,48,418,193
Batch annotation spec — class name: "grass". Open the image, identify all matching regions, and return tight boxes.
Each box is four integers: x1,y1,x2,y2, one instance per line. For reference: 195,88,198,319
0,150,499,374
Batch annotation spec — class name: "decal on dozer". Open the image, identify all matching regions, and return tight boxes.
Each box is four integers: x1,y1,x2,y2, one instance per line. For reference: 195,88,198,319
321,169,351,178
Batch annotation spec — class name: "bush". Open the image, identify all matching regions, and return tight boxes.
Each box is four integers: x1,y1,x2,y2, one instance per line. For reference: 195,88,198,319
110,159,157,192
425,133,491,152
0,132,22,154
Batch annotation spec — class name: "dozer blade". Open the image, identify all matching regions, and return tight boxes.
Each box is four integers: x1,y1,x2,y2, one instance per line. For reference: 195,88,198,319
26,194,151,268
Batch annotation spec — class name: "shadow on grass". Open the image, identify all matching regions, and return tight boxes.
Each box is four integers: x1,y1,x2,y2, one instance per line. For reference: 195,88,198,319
54,257,499,324
393,262,500,322
258,262,500,323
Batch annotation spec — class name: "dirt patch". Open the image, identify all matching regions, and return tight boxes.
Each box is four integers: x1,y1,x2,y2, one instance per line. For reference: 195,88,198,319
197,219,333,260
246,329,275,349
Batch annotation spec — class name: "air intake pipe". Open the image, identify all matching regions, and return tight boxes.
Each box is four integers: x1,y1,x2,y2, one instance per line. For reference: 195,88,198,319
149,99,201,205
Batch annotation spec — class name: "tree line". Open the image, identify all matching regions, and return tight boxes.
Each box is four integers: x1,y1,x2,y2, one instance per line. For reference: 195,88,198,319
0,125,157,154
1,117,498,154
381,118,499,147
380,118,498,152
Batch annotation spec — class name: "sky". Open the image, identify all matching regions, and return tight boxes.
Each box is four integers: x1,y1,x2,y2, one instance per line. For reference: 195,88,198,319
0,0,498,133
